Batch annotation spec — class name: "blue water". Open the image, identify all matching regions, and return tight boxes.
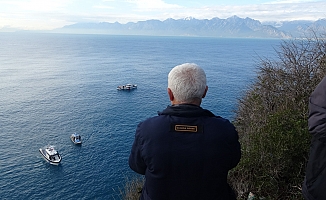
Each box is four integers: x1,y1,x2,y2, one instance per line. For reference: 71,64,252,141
0,33,280,199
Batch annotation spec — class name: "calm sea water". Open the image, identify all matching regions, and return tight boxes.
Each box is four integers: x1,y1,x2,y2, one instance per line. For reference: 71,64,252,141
0,33,280,199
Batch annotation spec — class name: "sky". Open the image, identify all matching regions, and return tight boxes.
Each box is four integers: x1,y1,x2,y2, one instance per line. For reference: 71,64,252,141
0,0,326,30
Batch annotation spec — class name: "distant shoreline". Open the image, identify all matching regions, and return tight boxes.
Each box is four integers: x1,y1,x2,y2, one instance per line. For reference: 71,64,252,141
2,16,325,39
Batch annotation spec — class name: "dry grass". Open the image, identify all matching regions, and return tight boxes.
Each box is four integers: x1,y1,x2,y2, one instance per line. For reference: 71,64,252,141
120,176,144,200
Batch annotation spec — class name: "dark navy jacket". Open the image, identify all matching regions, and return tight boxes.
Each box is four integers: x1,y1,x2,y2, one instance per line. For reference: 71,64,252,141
129,104,241,200
303,77,326,200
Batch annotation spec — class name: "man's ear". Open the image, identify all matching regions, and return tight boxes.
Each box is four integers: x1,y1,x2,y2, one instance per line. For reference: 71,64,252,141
167,88,174,101
202,86,208,98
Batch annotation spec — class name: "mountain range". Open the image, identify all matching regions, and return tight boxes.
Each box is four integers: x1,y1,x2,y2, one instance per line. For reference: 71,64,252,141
5,16,326,38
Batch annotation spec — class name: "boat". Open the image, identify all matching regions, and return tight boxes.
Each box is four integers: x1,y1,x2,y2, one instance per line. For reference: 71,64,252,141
70,133,82,144
39,145,62,165
117,84,137,90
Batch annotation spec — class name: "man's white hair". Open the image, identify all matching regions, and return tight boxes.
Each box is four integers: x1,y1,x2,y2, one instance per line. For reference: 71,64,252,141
168,63,207,103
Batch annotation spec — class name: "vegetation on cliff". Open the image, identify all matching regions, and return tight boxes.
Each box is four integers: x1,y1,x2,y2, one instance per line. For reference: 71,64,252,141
229,31,326,199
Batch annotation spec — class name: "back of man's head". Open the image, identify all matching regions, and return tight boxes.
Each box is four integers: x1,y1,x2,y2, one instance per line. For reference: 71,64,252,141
168,63,207,104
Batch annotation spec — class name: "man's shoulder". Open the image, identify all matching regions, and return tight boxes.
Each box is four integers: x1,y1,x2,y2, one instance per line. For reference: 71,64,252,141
138,114,168,126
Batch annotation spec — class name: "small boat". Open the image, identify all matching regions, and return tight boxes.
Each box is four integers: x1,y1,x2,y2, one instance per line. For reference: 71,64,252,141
70,133,82,144
39,145,62,165
117,84,137,90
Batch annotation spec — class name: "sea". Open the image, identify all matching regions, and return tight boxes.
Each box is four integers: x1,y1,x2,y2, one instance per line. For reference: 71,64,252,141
0,33,281,199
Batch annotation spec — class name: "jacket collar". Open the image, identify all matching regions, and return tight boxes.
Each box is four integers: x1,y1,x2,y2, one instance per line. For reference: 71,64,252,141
158,104,216,117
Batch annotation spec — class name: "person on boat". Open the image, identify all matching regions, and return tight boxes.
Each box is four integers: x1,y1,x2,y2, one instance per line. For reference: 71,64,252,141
129,63,241,200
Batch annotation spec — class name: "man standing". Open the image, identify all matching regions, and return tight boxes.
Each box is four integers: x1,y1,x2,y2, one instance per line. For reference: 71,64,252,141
129,63,241,200
303,76,326,200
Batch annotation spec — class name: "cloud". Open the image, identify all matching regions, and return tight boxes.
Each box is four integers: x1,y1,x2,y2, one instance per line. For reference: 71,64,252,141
118,0,326,22
0,0,76,29
267,0,317,3
2,0,72,12
93,5,115,9
1,0,326,30
125,0,182,11
189,1,326,22
255,1,326,21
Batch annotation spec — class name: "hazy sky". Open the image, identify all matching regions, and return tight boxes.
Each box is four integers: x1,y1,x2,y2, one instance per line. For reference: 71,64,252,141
1,0,325,30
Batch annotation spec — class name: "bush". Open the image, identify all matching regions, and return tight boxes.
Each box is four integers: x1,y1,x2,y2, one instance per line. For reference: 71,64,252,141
229,32,326,199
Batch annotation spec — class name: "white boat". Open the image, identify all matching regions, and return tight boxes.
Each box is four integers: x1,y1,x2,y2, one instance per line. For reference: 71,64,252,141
117,84,137,90
39,145,62,165
70,133,82,144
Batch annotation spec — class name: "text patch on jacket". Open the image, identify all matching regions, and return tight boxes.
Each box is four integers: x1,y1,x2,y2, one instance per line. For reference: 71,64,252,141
170,124,203,133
